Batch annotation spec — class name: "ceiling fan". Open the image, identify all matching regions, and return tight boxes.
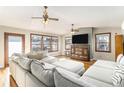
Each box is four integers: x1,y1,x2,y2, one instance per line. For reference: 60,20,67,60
71,24,79,34
32,6,59,24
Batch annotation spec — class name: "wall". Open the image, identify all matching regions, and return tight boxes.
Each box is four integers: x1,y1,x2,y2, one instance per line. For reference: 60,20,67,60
61,27,93,58
76,28,93,58
93,27,122,61
62,27,122,61
0,25,62,68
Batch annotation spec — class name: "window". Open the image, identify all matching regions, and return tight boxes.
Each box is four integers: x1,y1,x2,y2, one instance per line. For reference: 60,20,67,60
95,33,111,52
51,36,58,51
30,34,58,52
30,34,43,51
43,35,51,52
65,37,72,50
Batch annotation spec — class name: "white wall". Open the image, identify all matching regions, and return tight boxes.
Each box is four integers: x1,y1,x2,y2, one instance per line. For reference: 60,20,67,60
0,25,62,68
93,27,122,61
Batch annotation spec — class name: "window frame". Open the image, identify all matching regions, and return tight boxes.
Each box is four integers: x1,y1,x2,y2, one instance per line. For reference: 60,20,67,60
30,33,58,52
65,37,72,50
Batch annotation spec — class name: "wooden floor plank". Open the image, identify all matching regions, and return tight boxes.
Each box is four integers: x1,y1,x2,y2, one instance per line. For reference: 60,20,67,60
10,75,18,87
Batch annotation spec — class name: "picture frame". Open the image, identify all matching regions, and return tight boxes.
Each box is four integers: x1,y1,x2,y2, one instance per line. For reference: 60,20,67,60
95,33,111,52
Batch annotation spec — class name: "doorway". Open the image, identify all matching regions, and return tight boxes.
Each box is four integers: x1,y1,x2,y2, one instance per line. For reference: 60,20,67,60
4,32,25,67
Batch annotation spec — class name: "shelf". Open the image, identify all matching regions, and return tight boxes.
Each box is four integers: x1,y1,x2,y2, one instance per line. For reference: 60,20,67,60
71,44,90,61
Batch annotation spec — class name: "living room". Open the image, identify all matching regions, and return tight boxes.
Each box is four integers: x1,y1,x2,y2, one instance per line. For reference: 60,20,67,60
0,2,124,91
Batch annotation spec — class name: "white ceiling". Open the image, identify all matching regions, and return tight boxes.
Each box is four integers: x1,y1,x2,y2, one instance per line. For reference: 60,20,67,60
0,6,124,35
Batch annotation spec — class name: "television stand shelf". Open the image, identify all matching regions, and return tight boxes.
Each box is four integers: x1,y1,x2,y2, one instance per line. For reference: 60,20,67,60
71,44,90,61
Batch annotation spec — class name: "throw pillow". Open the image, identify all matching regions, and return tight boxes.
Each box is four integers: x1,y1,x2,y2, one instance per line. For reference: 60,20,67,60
18,57,33,71
116,54,123,63
112,64,124,87
119,56,124,65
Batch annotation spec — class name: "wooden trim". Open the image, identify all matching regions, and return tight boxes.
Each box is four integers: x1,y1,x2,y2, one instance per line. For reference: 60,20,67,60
4,32,25,68
95,32,111,53
115,34,124,60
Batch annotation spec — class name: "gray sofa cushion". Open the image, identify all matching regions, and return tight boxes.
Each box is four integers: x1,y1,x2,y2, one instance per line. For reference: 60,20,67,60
26,72,46,87
83,66,114,85
11,56,20,63
11,53,27,63
93,60,117,69
112,64,124,87
54,67,95,87
18,57,32,71
52,59,84,75
31,60,56,87
26,51,48,60
41,56,58,64
116,54,123,63
119,56,124,65
81,76,113,87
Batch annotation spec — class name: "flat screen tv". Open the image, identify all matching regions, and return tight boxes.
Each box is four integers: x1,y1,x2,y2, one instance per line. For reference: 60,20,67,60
72,34,88,44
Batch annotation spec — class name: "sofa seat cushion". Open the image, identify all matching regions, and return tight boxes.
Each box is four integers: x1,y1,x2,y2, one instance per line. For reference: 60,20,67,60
41,56,58,64
83,66,114,85
54,67,95,87
81,76,113,87
93,60,117,69
31,60,56,87
18,57,32,71
52,59,84,75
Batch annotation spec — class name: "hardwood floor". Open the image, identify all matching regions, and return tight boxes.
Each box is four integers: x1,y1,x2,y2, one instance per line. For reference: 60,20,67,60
0,68,9,87
10,75,18,87
0,68,17,87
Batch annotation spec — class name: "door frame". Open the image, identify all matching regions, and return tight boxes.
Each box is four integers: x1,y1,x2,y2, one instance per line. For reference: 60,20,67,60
4,32,25,68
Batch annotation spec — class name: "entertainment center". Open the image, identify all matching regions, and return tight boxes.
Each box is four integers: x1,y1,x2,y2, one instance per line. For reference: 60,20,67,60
70,34,90,61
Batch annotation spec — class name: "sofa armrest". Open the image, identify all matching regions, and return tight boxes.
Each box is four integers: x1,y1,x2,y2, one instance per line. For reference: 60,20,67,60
54,67,95,87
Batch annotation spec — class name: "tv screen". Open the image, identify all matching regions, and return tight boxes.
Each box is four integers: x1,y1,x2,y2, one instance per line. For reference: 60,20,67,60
72,34,88,44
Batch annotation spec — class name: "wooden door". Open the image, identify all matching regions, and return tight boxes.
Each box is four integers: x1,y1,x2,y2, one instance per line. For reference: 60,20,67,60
115,35,123,60
4,32,25,67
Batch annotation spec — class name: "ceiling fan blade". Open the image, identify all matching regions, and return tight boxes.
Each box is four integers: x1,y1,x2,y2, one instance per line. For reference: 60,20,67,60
48,18,59,21
32,17,43,19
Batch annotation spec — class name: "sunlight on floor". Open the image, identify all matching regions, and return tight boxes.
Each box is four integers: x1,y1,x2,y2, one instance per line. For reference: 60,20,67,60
0,68,10,87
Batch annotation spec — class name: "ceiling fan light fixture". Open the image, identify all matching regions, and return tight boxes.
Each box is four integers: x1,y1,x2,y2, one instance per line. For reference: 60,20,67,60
71,24,78,34
42,19,49,24
32,6,59,25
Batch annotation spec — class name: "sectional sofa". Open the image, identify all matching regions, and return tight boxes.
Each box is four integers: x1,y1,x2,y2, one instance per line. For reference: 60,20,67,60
10,52,84,87
54,54,124,87
10,52,124,87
